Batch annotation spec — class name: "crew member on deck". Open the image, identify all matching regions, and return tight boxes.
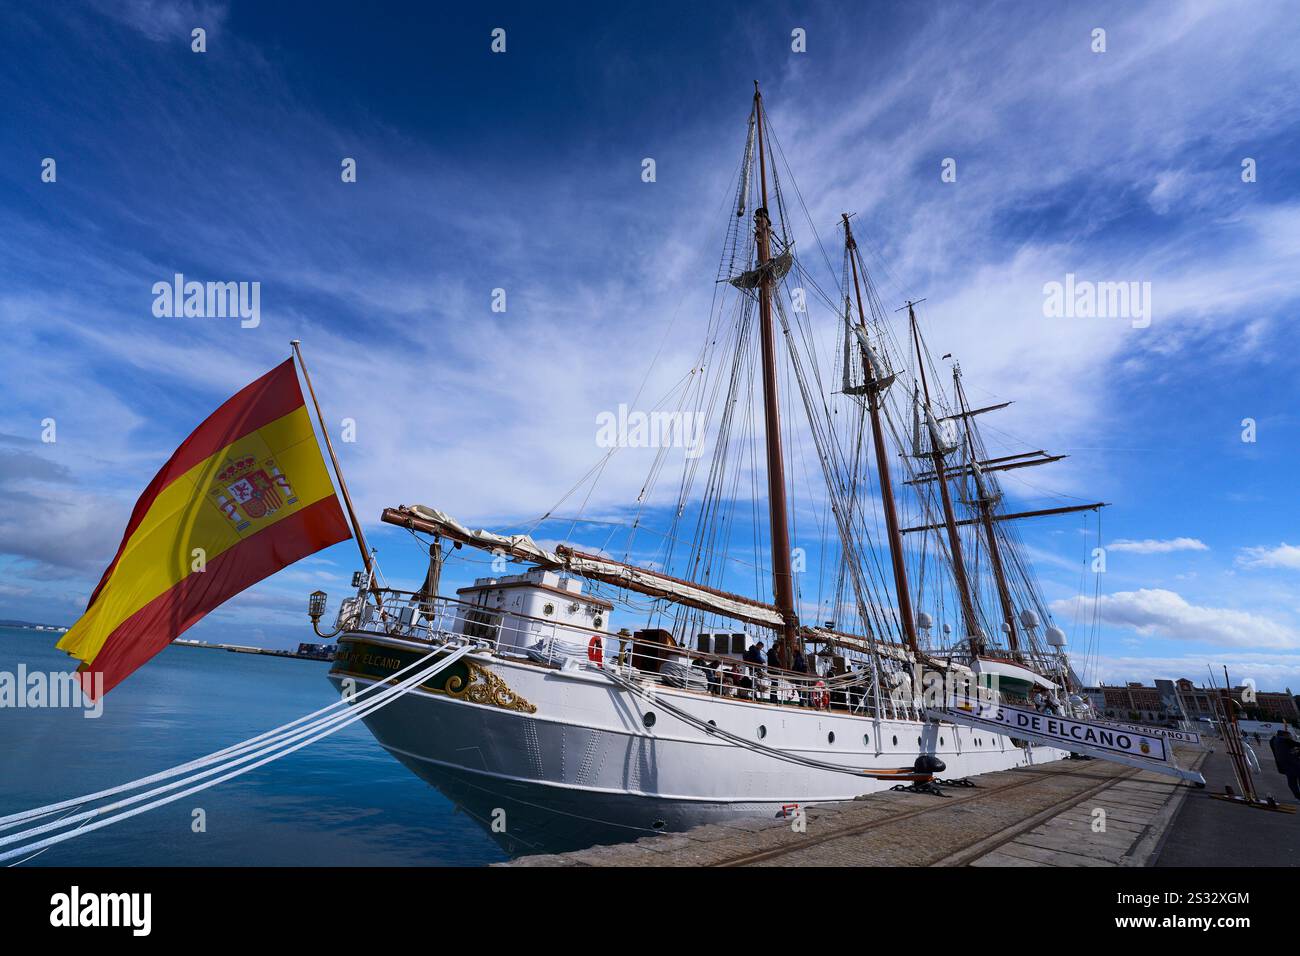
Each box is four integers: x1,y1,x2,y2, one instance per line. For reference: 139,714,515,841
792,648,809,705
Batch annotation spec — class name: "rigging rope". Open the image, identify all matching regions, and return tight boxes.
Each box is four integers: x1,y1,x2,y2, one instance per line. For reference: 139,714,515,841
603,669,927,781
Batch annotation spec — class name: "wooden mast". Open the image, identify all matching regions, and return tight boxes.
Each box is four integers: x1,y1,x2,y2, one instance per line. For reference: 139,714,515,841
843,214,917,654
752,83,800,665
907,304,981,648
954,363,1020,659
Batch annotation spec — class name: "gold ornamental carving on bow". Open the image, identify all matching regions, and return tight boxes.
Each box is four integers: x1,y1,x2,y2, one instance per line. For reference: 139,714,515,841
443,658,538,714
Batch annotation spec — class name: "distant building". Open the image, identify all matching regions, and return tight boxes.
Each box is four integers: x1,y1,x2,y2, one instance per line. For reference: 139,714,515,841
1086,682,1171,723
1084,677,1300,725
296,642,336,660
1247,688,1298,722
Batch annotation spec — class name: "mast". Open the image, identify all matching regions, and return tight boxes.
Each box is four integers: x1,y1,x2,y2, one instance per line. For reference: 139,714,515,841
954,364,1020,659
843,214,917,653
751,83,800,664
907,304,981,649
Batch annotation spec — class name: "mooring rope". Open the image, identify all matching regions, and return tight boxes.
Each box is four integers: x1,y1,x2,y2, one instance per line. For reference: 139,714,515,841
603,669,926,781
0,643,472,864
0,640,465,832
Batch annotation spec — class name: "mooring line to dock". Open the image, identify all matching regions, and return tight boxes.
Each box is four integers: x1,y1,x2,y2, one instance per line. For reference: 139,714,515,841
0,642,465,833
604,669,931,780
0,644,472,864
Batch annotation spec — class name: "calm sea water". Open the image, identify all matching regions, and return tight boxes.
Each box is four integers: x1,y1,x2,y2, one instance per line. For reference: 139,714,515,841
0,627,507,866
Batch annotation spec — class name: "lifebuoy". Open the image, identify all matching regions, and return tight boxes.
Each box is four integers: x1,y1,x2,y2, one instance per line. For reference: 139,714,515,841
812,680,829,710
587,635,604,665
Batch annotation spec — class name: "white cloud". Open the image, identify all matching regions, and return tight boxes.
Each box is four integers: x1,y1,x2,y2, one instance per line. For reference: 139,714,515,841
1052,588,1300,651
90,0,228,42
1088,652,1300,694
1108,537,1209,554
1237,543,1300,571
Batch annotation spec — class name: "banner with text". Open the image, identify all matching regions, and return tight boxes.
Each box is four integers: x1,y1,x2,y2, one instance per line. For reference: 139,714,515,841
1101,720,1201,745
939,699,1206,784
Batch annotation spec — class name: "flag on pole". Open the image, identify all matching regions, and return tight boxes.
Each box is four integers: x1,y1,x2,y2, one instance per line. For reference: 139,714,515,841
57,359,352,697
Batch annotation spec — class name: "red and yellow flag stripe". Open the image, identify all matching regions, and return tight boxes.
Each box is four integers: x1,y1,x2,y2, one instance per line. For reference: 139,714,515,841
58,359,351,697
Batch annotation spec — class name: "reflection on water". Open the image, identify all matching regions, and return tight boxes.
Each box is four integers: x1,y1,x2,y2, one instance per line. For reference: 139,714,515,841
0,628,507,866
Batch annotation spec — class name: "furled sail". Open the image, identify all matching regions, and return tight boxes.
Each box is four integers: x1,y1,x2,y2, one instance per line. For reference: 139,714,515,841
911,385,923,457
557,546,786,629
924,402,957,454
397,505,563,566
850,324,895,389
737,111,756,218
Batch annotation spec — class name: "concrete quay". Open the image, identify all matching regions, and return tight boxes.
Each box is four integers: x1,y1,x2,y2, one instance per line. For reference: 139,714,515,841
502,747,1216,867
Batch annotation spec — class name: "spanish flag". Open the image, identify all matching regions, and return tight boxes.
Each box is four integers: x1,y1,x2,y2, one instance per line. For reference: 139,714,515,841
57,359,351,697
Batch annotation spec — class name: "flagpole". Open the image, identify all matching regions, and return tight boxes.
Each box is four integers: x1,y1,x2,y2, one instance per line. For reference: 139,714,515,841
290,340,383,609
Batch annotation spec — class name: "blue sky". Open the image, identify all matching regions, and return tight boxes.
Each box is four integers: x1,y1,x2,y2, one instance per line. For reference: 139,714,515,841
2,1,1299,693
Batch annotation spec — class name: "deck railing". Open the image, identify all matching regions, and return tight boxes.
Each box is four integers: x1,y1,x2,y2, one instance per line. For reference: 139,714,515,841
331,586,970,723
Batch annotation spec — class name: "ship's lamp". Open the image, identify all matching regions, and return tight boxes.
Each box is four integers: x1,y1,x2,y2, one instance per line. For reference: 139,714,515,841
308,590,328,624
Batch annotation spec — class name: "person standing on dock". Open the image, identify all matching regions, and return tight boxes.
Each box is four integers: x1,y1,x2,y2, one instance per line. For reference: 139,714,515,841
1268,730,1300,800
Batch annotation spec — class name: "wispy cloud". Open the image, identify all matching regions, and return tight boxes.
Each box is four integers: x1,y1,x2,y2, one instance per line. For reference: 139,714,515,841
88,0,228,43
1053,588,1300,651
1237,543,1300,571
1109,537,1208,554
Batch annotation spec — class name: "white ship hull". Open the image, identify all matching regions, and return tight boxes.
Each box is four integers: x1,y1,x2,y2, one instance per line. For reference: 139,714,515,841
329,633,1068,856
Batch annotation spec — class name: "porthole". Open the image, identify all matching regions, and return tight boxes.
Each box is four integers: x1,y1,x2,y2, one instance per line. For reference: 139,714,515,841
642,711,657,729
892,735,898,746
708,720,717,727
543,603,555,616
863,733,870,746
827,732,836,745
652,819,667,831
917,737,922,747
593,615,603,628
940,737,946,746
757,725,768,739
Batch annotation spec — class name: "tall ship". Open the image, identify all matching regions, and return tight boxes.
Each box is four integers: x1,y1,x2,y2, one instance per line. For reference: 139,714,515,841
316,87,1108,856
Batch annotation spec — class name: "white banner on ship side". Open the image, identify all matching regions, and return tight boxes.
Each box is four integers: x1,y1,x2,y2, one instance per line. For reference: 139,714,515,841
1102,721,1202,745
939,699,1206,785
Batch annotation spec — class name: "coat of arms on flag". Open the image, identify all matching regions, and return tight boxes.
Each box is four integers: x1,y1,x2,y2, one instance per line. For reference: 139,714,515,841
210,454,299,529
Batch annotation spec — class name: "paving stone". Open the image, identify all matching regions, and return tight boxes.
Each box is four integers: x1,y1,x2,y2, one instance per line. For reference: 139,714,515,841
995,841,1111,867
634,834,697,854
